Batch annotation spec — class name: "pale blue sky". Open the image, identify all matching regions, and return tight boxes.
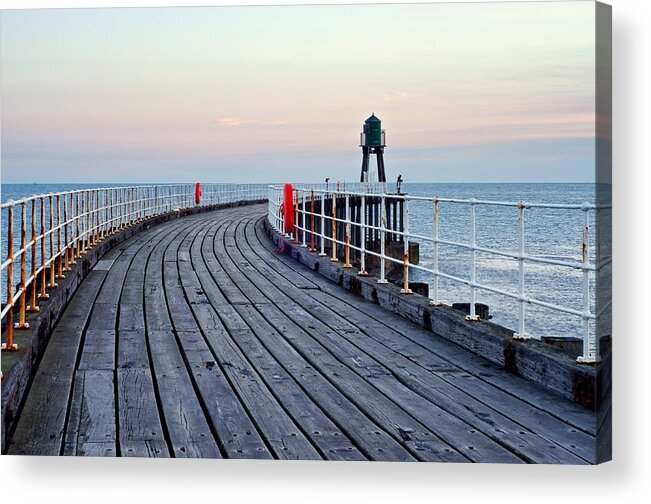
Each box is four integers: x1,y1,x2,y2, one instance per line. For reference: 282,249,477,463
1,2,596,183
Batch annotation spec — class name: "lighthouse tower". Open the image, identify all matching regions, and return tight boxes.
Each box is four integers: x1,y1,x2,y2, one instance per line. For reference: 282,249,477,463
359,113,387,184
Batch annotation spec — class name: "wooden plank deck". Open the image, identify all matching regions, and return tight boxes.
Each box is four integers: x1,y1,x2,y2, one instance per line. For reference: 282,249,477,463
6,204,598,462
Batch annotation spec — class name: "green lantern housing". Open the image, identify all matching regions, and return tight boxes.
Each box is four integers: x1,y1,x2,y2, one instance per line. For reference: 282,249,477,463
361,113,385,147
360,113,387,183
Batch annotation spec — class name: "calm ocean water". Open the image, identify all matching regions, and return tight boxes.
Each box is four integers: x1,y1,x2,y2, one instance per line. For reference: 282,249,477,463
1,182,601,340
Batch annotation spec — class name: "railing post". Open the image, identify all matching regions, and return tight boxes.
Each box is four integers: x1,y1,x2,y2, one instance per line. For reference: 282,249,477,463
344,193,352,268
310,190,316,252
466,199,480,321
577,204,600,363
358,194,368,276
89,190,95,246
15,201,30,328
63,195,71,272
55,194,65,279
80,191,87,254
94,189,100,242
2,204,18,351
430,198,441,306
378,194,388,284
513,201,529,338
48,195,58,288
100,189,106,239
280,187,286,236
69,193,77,265
330,192,338,262
400,197,412,294
75,192,82,258
302,191,308,247
278,187,284,233
88,190,94,246
319,192,326,256
294,190,300,243
38,197,49,299
28,198,40,313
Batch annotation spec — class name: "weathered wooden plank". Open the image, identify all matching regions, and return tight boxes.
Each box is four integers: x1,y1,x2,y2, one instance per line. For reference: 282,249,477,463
148,330,222,458
63,370,116,456
117,368,169,457
79,330,115,370
180,342,274,459
213,221,270,305
117,330,150,369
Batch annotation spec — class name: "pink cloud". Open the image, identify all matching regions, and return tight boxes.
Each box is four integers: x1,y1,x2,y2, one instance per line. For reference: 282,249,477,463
214,117,289,127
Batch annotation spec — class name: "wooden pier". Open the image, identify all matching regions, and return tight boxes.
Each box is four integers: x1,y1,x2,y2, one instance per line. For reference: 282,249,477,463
3,203,602,462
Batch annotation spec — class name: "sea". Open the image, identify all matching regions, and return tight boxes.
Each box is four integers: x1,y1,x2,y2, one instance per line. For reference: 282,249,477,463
1,182,605,341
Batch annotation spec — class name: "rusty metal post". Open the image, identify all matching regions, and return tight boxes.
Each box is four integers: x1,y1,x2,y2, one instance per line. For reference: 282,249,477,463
15,202,30,328
131,187,134,224
319,192,326,257
80,191,88,255
344,193,352,268
69,193,77,265
47,195,58,288
89,190,96,246
358,194,368,276
74,192,80,259
513,202,529,339
301,191,308,247
55,194,65,279
577,204,599,363
119,188,123,228
2,205,18,351
28,198,40,313
63,195,71,271
378,194,388,284
310,190,316,252
330,192,338,262
100,189,106,240
136,187,141,222
87,190,94,246
38,197,49,299
466,199,480,321
294,190,299,244
98,189,102,239
400,198,412,294
108,189,113,233
92,190,98,244
430,198,441,305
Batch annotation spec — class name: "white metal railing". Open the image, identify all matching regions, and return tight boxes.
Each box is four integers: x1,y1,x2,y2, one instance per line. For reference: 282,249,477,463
267,183,611,364
1,183,267,351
